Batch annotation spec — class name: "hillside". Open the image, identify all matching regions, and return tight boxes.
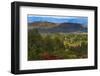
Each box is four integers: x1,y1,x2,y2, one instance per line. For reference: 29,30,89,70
28,22,87,33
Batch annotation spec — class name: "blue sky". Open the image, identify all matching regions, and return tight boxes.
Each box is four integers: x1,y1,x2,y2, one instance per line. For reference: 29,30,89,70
28,15,88,27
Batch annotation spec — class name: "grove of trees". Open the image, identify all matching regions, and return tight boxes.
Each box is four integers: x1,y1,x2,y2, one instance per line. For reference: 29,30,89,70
28,29,88,60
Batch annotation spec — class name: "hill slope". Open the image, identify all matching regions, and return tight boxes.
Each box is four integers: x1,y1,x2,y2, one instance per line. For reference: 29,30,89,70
28,22,87,33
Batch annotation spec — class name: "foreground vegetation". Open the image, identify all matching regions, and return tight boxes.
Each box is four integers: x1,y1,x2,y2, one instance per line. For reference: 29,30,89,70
28,29,88,60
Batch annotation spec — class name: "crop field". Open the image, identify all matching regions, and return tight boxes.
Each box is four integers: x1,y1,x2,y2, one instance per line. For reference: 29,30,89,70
28,29,88,60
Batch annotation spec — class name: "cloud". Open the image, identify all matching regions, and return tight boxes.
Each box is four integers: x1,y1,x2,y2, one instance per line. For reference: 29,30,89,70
28,15,79,19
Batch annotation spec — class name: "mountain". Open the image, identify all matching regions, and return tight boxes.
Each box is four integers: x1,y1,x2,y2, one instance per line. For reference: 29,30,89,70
28,21,58,28
56,23,87,32
28,22,87,33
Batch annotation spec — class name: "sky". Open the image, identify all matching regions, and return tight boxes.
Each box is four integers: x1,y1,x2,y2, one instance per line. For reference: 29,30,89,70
27,15,88,27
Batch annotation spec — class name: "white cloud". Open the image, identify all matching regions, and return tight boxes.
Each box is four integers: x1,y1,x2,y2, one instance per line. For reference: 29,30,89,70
28,14,77,19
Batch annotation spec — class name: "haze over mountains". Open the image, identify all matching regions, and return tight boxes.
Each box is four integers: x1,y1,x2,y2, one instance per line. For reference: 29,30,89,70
28,21,87,33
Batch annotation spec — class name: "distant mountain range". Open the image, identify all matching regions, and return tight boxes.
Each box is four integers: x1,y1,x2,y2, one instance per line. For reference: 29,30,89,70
28,22,87,33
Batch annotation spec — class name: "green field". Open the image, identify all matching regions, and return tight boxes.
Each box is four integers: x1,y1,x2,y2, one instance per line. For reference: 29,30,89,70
28,29,88,60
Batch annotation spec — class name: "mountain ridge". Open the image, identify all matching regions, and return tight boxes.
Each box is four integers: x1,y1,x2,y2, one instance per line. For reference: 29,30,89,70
28,22,87,33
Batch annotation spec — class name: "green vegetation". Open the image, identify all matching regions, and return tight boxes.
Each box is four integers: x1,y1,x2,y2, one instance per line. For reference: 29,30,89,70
28,29,88,60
